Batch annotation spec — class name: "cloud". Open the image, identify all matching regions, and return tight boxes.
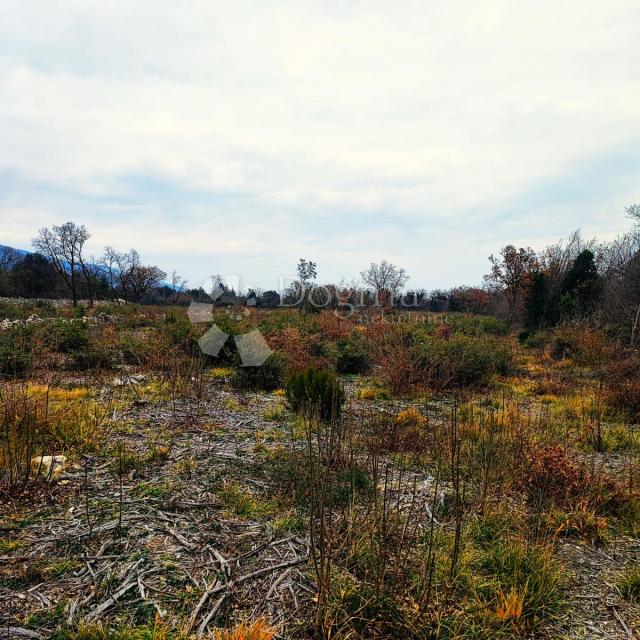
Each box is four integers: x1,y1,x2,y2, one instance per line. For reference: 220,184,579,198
1,0,639,288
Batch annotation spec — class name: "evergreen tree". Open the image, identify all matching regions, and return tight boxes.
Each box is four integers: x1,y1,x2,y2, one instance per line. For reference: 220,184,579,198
559,249,601,316
524,271,550,330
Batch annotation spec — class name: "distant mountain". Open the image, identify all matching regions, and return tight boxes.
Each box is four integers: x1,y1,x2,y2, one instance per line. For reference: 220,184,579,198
0,244,30,257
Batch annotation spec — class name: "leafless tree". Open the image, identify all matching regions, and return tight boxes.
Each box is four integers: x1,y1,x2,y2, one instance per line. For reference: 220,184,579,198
626,203,640,224
600,231,640,344
360,260,409,306
100,247,165,303
170,271,189,304
32,222,93,306
485,245,538,324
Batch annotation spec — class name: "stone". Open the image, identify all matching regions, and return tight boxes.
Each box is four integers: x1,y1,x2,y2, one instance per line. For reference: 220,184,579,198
30,455,67,480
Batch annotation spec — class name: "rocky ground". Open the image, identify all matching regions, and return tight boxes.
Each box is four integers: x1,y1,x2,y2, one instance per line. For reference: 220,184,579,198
0,376,638,639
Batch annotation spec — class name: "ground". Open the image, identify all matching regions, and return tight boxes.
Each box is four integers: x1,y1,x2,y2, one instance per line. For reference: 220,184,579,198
1,375,638,639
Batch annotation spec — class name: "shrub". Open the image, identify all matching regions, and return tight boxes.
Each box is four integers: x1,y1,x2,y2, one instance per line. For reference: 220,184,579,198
336,333,369,373
524,444,583,507
617,564,640,601
71,340,116,370
449,314,509,336
162,309,197,350
0,326,34,376
232,353,284,391
286,367,344,421
47,320,89,353
604,356,640,419
550,335,576,360
551,325,612,365
214,619,277,640
519,330,547,349
416,335,512,389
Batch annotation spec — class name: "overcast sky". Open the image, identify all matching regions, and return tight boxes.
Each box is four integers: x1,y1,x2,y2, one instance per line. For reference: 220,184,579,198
1,0,639,291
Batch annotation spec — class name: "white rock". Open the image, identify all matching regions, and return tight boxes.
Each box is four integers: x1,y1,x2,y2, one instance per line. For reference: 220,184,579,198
31,455,67,480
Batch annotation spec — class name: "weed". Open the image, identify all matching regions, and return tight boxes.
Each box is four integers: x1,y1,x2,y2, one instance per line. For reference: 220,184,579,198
219,483,276,519
617,564,640,601
286,368,344,421
214,619,277,640
262,403,287,422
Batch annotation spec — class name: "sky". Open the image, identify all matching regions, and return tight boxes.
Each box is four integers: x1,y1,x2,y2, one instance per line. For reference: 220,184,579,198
1,0,639,292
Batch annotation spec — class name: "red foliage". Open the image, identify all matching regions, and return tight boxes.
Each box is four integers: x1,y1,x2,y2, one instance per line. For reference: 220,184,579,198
267,327,327,374
316,311,354,340
524,444,583,506
605,356,640,419
434,324,453,340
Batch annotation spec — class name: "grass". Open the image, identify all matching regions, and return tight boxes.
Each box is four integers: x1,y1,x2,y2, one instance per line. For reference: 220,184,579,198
262,402,287,422
476,540,568,627
0,539,22,553
617,564,640,601
219,483,277,519
3,307,640,638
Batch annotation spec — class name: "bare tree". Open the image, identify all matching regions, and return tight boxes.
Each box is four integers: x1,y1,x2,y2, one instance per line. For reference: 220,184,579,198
170,271,189,305
626,203,640,224
360,260,409,306
32,222,92,306
601,231,640,344
485,245,538,324
99,247,165,303
540,230,599,298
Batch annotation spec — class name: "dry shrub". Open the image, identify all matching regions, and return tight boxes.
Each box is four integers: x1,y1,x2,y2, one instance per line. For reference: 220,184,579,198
215,619,277,640
604,356,640,419
434,323,453,340
367,329,422,394
317,311,353,340
268,327,327,374
524,444,583,507
391,406,428,451
525,443,634,517
551,324,613,366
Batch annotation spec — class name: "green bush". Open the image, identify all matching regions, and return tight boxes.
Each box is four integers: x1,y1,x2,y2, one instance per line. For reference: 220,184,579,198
118,333,155,365
162,309,196,350
416,335,512,388
259,310,318,335
449,314,509,336
71,342,116,370
0,326,34,376
519,330,547,349
550,335,576,360
47,320,89,353
286,367,344,421
336,333,369,374
232,353,284,391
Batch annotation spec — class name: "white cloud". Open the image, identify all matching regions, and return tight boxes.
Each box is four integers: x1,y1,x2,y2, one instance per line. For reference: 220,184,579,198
0,0,639,288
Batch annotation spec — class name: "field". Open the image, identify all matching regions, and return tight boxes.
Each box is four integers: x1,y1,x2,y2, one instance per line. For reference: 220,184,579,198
1,301,639,639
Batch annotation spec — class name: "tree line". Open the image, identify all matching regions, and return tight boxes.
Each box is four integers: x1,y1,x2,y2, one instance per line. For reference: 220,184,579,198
484,205,640,342
1,208,640,343
0,222,175,306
